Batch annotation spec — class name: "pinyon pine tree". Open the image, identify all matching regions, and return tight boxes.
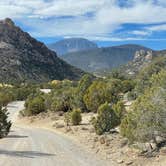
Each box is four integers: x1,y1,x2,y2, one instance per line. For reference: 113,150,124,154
0,107,11,138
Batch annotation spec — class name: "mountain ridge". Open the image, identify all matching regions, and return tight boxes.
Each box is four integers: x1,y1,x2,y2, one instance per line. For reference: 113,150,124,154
61,44,152,73
0,18,84,83
48,38,98,55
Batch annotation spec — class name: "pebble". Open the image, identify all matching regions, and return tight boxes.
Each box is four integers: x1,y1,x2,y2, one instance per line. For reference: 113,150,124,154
117,159,124,164
125,161,133,165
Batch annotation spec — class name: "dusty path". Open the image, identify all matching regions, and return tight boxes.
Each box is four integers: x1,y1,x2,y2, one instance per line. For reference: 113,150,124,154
0,101,114,166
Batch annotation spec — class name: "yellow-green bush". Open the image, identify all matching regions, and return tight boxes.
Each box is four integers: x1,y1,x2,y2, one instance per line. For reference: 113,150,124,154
25,96,45,116
70,109,82,125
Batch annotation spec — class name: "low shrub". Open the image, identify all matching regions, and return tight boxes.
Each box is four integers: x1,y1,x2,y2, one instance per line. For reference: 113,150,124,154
25,96,45,116
92,102,119,135
70,109,82,125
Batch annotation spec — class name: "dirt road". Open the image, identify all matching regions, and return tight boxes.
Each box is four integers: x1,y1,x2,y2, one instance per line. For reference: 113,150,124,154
0,101,114,166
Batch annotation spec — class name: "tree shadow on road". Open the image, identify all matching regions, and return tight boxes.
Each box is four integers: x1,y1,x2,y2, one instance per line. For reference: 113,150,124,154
0,150,56,158
6,135,28,138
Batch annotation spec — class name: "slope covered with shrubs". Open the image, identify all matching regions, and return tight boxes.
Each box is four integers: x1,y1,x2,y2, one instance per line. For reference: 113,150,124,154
120,55,166,147
21,55,166,151
121,69,166,143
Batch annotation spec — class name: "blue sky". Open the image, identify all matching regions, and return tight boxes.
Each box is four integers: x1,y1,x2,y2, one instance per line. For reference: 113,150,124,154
0,0,166,50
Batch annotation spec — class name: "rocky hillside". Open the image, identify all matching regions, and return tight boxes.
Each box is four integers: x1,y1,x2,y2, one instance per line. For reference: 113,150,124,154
121,50,166,76
48,38,98,55
0,18,84,84
61,44,151,73
123,50,153,75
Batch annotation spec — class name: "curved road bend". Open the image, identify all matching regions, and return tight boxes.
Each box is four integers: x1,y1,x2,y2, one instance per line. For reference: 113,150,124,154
0,101,115,166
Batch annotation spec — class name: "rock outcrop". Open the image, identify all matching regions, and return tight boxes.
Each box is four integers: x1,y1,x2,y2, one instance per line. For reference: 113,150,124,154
124,50,153,76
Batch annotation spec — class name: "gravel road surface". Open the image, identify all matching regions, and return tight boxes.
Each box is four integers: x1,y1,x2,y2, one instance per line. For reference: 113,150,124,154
0,101,114,166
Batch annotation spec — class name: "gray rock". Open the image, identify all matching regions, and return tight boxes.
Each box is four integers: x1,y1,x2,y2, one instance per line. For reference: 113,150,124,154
89,127,95,133
117,159,124,164
120,138,128,147
150,143,157,151
133,142,151,153
56,124,65,128
93,136,98,142
155,136,166,144
81,127,89,130
105,139,111,146
145,143,153,152
110,128,119,134
52,122,64,128
125,161,133,165
99,136,106,144
160,147,166,154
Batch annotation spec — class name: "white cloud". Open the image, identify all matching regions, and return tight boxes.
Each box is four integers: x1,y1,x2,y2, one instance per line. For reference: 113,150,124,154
65,35,166,42
34,1,108,18
0,0,165,39
0,5,31,19
96,1,166,25
147,24,166,31
131,30,151,36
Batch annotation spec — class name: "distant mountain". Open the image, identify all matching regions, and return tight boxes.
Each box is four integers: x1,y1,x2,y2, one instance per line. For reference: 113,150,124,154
0,18,84,84
61,44,152,73
48,38,98,55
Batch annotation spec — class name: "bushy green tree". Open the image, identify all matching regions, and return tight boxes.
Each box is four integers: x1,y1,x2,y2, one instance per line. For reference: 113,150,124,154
92,102,119,135
83,79,121,112
50,88,74,112
135,56,166,95
113,101,126,122
121,80,135,93
76,74,94,112
51,98,72,112
120,87,166,143
25,96,45,116
0,107,11,138
13,85,37,100
83,81,107,112
150,69,166,89
0,93,13,106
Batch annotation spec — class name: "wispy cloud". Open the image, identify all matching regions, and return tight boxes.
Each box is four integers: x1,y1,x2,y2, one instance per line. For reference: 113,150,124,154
131,30,151,36
147,24,166,31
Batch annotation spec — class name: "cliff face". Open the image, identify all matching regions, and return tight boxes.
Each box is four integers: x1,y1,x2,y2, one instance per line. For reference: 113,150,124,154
0,18,84,83
122,50,154,76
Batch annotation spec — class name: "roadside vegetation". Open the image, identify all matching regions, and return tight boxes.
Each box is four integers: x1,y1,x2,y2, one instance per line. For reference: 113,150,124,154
22,73,134,132
1,55,166,155
0,107,11,138
0,84,38,137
